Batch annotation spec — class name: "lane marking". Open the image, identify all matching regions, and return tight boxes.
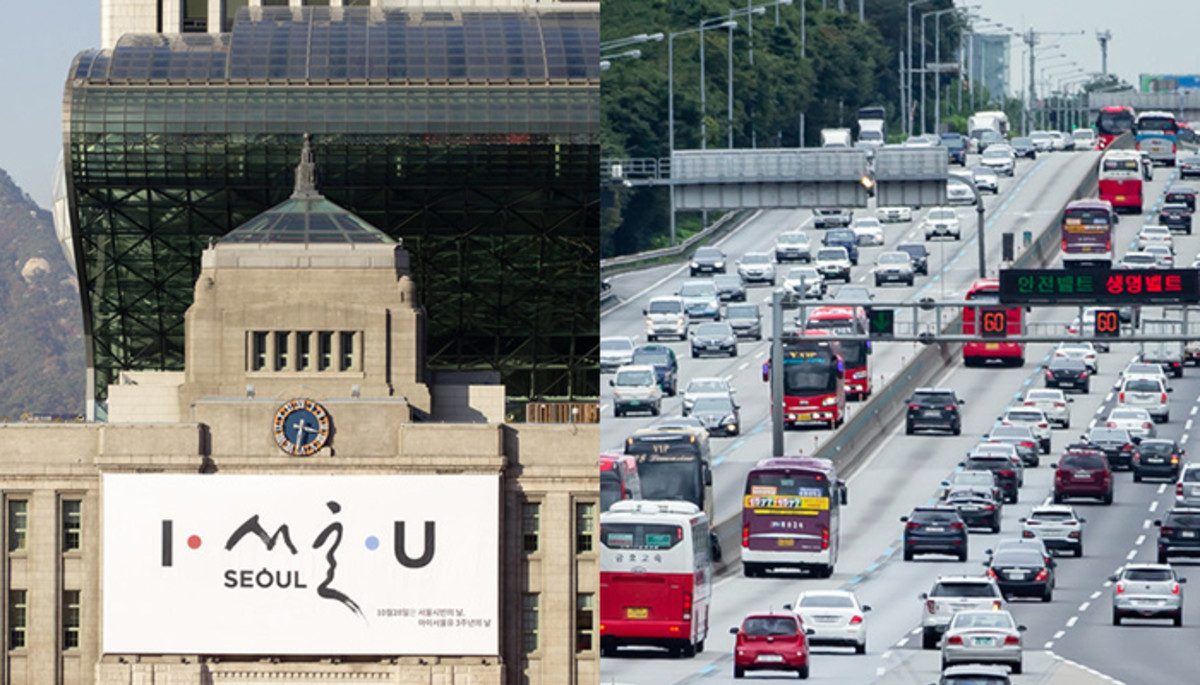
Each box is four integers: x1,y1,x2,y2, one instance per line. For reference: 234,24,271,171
1079,601,1090,612
1135,535,1146,546
1126,549,1138,560
1066,616,1078,628
1044,641,1055,649
1053,630,1066,639
1150,501,1159,512
1144,519,1152,529
1158,483,1168,495
1187,419,1194,432
1090,591,1102,600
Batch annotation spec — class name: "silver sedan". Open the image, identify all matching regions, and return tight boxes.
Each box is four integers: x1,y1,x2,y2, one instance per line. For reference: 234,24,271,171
940,609,1025,673
1021,389,1072,428
1106,407,1157,440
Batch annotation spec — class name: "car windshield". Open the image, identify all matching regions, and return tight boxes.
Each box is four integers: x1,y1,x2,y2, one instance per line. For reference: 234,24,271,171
1050,358,1085,370
929,209,956,220
993,550,1044,566
1138,441,1175,455
1110,409,1148,421
779,233,807,245
942,677,1010,685
632,349,670,365
799,594,856,608
694,323,731,336
788,267,820,279
912,510,961,524
742,253,770,264
743,617,799,636
648,300,682,314
915,391,956,404
973,167,995,177
1124,254,1156,264
954,471,994,485
1167,513,1200,527
1142,227,1171,237
726,305,757,318
694,248,722,260
1125,379,1163,392
897,244,926,257
601,338,633,352
827,229,855,242
1026,391,1060,401
1005,411,1042,422
854,218,881,227
678,282,716,297
932,582,998,598
1126,364,1162,376
686,379,726,394
1089,428,1128,441
991,426,1032,438
1062,454,1106,470
817,248,847,261
879,253,909,265
1124,569,1173,582
1013,136,1033,145
615,369,654,386
834,286,871,300
692,397,734,413
1031,510,1074,521
951,612,1014,630
983,149,1008,159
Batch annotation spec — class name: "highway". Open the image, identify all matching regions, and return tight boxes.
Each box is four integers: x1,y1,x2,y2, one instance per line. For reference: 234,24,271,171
600,153,1200,685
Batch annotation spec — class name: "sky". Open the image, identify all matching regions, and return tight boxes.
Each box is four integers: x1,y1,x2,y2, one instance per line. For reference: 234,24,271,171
0,2,98,209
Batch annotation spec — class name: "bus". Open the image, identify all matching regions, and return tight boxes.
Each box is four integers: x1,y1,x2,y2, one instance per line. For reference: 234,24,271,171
624,426,721,561
763,331,847,429
1135,110,1179,166
601,452,642,512
741,456,847,579
599,500,713,658
963,278,1024,367
1061,199,1116,269
1095,105,1136,150
1098,150,1144,213
801,306,872,400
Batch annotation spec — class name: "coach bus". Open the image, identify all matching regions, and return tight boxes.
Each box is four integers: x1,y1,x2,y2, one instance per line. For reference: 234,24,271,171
801,306,873,400
624,426,720,561
1061,199,1116,269
963,278,1024,367
763,331,847,429
1135,110,1179,166
599,500,713,658
1098,150,1144,213
741,456,847,579
1095,105,1135,150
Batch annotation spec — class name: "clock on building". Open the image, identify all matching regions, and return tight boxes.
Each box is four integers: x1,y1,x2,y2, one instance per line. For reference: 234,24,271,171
272,399,331,456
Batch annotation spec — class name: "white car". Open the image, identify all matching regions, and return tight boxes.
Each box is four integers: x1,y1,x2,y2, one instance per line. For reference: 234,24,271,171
851,217,885,246
939,610,1024,673
1136,225,1175,252
736,251,777,285
923,207,961,240
1119,251,1160,269
600,336,636,372
874,251,915,287
1106,407,1157,440
1030,131,1055,151
1121,361,1169,385
997,406,1052,454
980,147,1015,176
774,231,812,263
783,266,826,299
815,247,852,283
1143,244,1175,267
972,166,999,193
610,364,663,417
1020,505,1085,557
643,296,688,341
1021,389,1072,428
681,377,734,416
1054,341,1099,373
1072,128,1097,148
1050,131,1072,151
1118,376,1171,423
789,590,870,654
876,205,912,223
947,172,977,204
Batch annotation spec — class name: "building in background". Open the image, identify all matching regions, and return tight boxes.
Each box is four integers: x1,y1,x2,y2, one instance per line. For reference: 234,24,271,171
967,32,1011,103
58,1,600,417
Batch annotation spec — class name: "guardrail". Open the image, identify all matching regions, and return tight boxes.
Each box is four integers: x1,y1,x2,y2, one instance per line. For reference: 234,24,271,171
599,209,748,273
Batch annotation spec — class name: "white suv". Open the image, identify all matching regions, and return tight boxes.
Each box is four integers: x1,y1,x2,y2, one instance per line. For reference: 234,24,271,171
610,364,662,417
643,296,687,341
923,207,961,240
919,576,1006,649
1118,376,1172,423
1020,505,1086,557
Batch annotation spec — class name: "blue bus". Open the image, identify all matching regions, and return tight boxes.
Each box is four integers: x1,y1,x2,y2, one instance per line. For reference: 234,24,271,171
1135,111,1178,166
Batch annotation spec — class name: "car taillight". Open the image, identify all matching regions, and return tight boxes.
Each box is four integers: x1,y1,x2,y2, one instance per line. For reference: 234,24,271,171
992,600,1003,610
1119,392,1125,402
849,615,864,625
1024,401,1036,406
1144,422,1154,429
950,522,965,530
1039,422,1049,429
1046,371,1054,380
1172,454,1180,464
1123,444,1134,452
906,521,921,530
947,635,963,645
1162,393,1168,403
999,469,1014,477
742,525,749,548
1179,483,1185,497
1061,239,1068,251
909,403,920,410
1021,441,1036,449
1173,583,1182,595
945,405,957,411
1081,371,1089,379
984,504,995,511
683,590,693,620
1004,635,1021,645
1162,526,1175,536
821,526,830,550
1116,583,1125,594
1108,421,1118,428
1022,530,1035,538
985,567,997,579
1055,401,1066,408
1035,569,1049,582
926,599,937,614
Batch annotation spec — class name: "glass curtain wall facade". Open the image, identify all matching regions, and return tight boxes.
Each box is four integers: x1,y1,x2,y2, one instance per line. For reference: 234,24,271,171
63,7,599,407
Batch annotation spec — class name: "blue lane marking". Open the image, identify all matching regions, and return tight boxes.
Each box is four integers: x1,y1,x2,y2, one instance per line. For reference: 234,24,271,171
865,562,879,573
882,546,894,556
713,456,726,467
729,438,746,452
1023,377,1033,386
701,665,716,675
751,422,767,435
849,575,863,584
1042,354,1051,362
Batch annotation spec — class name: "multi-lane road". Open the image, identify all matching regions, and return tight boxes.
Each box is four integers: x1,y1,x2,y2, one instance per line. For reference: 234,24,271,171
601,149,1200,684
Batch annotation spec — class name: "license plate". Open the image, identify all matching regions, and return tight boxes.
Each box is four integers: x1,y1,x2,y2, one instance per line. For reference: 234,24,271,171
1005,570,1023,579
1148,458,1165,464
926,526,945,532
626,607,648,619
973,637,994,646
1117,195,1126,201
1074,472,1091,479
796,413,812,421
757,655,784,663
923,410,942,418
1060,381,1075,387
1182,531,1198,538
962,506,981,511
777,538,794,547
986,343,1000,350
629,400,640,406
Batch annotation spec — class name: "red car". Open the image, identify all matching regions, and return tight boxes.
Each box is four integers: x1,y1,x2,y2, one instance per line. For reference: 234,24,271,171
730,612,812,679
1052,447,1113,505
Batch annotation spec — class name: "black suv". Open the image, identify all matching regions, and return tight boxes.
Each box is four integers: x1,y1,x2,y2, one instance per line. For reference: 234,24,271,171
1158,202,1193,234
1045,357,1090,392
1165,185,1197,212
1083,427,1137,470
1134,439,1185,482
631,344,679,396
1157,507,1200,563
905,388,965,435
901,507,969,561
962,448,1021,503
821,228,860,265
690,247,727,276
896,242,929,275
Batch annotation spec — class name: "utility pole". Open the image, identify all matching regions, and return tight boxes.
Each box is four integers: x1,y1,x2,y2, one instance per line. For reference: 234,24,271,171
1096,29,1112,77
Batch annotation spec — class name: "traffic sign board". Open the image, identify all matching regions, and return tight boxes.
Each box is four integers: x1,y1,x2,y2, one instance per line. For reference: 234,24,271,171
980,309,1008,338
999,268,1200,304
1094,309,1121,338
869,309,895,338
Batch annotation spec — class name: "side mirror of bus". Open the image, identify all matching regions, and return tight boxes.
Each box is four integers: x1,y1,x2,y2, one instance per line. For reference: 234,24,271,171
839,486,848,507
608,379,615,387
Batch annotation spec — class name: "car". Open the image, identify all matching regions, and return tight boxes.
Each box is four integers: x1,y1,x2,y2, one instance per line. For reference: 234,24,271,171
996,406,1051,454
940,610,1025,673
689,246,727,276
1021,389,1072,428
977,130,1004,152
725,303,763,341
874,251,915,286
936,665,1014,685
690,394,740,436
821,228,860,265
982,425,1040,468
783,265,826,300
971,166,999,194
905,388,964,435
1164,185,1197,211
814,248,852,283
1176,464,1200,507
876,205,912,223
677,279,721,321
774,231,813,263
712,273,747,302
1106,407,1156,440
1122,361,1169,384
1071,128,1097,148
643,296,688,341
939,470,1001,504
1117,376,1171,423
851,217,885,246
1053,341,1098,373
1136,225,1175,251
1110,564,1186,626
986,538,1054,567
1051,131,1074,151
923,207,961,240
1020,505,1085,557
736,251,776,284
681,376,734,416
1009,136,1037,159
787,590,870,654
832,284,873,302
1029,131,1054,152
962,446,1022,504
1179,155,1200,178
631,344,679,396
984,546,1055,602
730,612,812,679
1134,439,1185,483
1156,507,1200,563
947,172,977,204
1081,427,1138,470
919,576,1006,649
905,134,940,147
1118,251,1160,270
600,335,636,372
902,507,969,562
813,207,853,228
1159,203,1193,235
1044,356,1091,392
610,364,662,417
940,132,969,166
1139,150,1155,180
896,242,929,275
1143,244,1175,267
980,147,1015,176
945,488,1002,533
690,321,738,358
1052,447,1113,504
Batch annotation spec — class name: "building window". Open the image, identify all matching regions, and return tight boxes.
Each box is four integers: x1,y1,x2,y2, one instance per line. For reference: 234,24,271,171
576,593,595,653
62,500,81,552
575,501,595,554
339,331,356,371
8,590,26,649
296,331,312,370
182,0,207,32
521,501,540,553
521,593,539,654
250,331,268,371
274,331,290,371
7,500,27,552
318,331,333,371
62,590,80,650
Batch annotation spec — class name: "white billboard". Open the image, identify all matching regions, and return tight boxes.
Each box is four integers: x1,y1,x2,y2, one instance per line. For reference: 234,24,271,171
102,474,498,655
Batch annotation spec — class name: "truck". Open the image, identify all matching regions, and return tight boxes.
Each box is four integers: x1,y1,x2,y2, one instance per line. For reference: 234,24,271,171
968,111,1010,138
821,128,852,149
1141,317,1185,378
857,119,885,148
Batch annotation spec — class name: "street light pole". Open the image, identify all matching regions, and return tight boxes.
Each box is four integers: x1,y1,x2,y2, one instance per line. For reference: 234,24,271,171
907,1,932,138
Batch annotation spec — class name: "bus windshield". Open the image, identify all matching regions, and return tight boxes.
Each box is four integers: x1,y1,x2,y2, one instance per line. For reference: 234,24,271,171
1098,110,1134,135
839,341,867,366
635,459,703,504
1064,209,1111,227
1138,116,1176,133
784,357,838,394
965,290,999,303
746,471,831,497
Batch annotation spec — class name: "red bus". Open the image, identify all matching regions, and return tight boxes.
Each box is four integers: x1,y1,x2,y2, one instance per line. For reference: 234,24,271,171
1061,199,1116,269
600,500,713,658
963,278,1024,367
1098,150,1144,213
763,332,847,429
1095,105,1136,150
801,306,873,400
741,456,847,579
601,452,643,512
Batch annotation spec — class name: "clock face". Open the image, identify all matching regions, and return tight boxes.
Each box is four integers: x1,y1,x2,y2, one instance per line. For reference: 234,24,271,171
272,399,331,456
